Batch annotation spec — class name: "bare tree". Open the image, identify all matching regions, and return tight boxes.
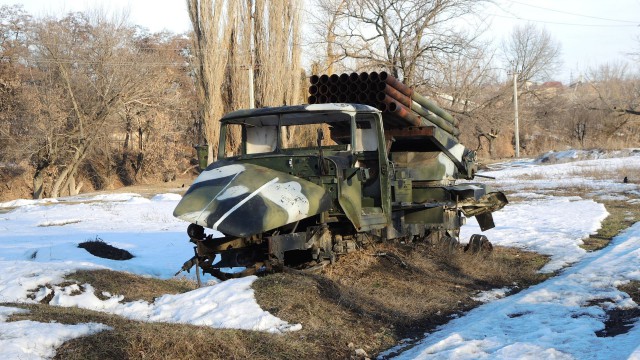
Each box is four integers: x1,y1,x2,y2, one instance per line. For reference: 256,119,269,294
188,0,302,159
319,0,486,86
187,0,233,163
431,45,497,114
310,0,347,74
253,0,302,108
584,62,640,116
29,11,133,197
116,31,195,184
0,5,31,163
569,62,640,147
502,23,562,84
10,10,194,198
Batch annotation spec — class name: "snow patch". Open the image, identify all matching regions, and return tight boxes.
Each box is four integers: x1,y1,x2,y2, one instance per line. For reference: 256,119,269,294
535,148,640,164
472,287,512,303
151,193,182,202
0,306,109,360
44,276,300,333
37,219,82,227
0,198,58,208
84,193,143,202
462,196,608,273
395,216,640,360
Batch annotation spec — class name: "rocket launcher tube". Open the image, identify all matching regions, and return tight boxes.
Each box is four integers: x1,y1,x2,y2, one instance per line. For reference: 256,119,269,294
381,95,444,130
379,71,459,127
380,84,460,136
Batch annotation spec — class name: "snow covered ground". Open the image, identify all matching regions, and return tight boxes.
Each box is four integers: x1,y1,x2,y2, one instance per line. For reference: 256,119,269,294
0,192,299,359
0,149,639,359
388,150,640,360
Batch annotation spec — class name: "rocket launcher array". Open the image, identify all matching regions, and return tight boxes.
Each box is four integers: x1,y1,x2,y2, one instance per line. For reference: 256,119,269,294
308,72,460,138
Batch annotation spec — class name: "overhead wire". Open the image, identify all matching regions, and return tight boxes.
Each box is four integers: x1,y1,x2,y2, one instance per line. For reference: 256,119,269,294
503,0,638,24
492,0,640,27
489,12,639,27
1,54,266,69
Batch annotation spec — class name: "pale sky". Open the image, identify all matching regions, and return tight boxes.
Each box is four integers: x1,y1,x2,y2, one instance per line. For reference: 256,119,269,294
481,0,640,83
1,0,639,84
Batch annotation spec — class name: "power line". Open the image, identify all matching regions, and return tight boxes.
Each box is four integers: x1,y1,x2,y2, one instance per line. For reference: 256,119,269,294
27,42,256,54
503,0,638,24
489,12,640,27
2,55,269,69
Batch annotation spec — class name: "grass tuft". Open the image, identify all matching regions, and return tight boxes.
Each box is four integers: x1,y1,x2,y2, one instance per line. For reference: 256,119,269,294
65,269,196,303
581,200,640,251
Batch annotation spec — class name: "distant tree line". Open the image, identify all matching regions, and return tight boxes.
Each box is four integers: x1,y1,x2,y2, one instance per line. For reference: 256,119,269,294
1,1,638,200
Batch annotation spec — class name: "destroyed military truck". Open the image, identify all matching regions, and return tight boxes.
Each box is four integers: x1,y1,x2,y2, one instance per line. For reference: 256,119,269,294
173,72,507,279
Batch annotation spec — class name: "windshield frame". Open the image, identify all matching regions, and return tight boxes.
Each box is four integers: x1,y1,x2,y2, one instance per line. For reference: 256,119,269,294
218,111,357,159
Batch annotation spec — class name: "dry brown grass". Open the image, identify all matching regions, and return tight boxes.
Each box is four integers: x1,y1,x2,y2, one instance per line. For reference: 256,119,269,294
567,165,640,183
512,172,548,181
253,242,549,358
618,281,640,303
66,270,196,302
581,200,640,251
6,303,305,360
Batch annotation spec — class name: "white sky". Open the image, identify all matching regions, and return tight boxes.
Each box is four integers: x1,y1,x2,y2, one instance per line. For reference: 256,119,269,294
482,0,640,83
1,0,639,84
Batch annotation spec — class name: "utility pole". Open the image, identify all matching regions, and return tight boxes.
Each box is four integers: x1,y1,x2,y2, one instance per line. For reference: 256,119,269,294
512,72,520,158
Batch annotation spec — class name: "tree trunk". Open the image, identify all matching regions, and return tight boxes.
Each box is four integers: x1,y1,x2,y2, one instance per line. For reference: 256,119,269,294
51,142,89,198
488,138,495,158
51,167,69,198
33,170,45,199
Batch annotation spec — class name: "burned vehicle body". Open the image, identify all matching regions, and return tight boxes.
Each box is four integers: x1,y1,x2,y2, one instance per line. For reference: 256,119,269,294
174,102,507,278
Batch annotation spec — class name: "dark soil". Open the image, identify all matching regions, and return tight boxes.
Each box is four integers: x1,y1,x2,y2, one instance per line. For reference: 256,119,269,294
78,238,134,260
595,307,640,337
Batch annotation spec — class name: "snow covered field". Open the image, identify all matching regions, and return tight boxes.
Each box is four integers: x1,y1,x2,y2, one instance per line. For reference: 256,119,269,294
389,150,640,360
0,149,639,359
0,192,299,359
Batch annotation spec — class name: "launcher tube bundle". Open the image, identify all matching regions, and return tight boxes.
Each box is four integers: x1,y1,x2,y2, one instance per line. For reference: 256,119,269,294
308,71,460,137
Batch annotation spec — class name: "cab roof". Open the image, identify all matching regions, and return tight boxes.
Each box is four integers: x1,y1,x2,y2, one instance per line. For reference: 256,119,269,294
220,103,378,122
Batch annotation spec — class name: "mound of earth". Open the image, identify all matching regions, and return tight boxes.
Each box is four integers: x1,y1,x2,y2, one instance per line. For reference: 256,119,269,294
78,239,134,260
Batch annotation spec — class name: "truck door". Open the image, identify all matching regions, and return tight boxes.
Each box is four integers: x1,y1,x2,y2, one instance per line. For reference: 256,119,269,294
335,112,391,231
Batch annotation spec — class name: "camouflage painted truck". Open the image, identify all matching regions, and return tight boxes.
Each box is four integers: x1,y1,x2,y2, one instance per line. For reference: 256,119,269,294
173,72,507,279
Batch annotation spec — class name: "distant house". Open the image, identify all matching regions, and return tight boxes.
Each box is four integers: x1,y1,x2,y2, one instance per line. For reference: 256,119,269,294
540,81,563,89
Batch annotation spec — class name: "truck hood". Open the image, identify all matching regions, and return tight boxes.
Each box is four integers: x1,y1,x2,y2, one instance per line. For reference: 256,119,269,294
173,162,332,237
